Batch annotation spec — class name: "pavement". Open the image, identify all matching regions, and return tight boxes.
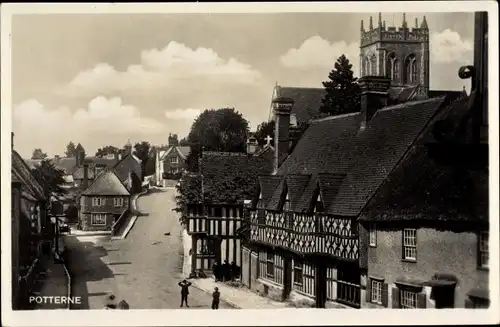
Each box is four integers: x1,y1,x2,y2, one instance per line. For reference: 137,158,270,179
32,255,70,310
64,187,233,309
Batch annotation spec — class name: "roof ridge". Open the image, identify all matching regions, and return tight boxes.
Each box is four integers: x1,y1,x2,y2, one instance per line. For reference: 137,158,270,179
377,96,445,113
310,111,360,124
203,151,249,157
278,86,325,90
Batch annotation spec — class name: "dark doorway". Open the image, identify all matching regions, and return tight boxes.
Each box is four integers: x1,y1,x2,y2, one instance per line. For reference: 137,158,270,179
282,254,292,301
315,261,327,308
432,285,456,308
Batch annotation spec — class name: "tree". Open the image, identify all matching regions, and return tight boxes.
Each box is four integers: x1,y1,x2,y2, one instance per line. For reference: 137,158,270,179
254,120,275,146
185,108,249,172
31,159,67,197
31,148,48,160
179,138,190,146
95,145,119,157
319,54,361,116
133,141,151,180
65,142,77,157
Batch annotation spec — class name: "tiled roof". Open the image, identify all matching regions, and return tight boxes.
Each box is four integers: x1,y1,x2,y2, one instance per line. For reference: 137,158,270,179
112,153,142,182
360,97,487,222
266,178,286,211
257,176,282,209
329,97,447,216
317,173,346,210
73,166,95,180
81,170,130,196
201,152,273,205
286,175,312,212
87,156,118,168
179,175,202,203
275,86,326,123
278,112,362,176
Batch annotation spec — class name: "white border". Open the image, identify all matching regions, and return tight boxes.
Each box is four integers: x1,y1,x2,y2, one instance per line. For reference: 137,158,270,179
1,2,499,326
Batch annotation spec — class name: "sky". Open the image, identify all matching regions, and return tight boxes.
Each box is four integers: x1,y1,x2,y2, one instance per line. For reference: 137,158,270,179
11,12,475,158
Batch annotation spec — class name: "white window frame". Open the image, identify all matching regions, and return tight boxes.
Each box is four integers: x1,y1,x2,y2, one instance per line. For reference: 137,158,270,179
369,224,377,247
114,198,124,207
403,228,417,261
400,289,417,309
293,259,303,286
283,192,290,211
92,197,104,207
266,251,274,278
479,231,489,268
371,279,383,304
91,213,106,226
170,156,178,164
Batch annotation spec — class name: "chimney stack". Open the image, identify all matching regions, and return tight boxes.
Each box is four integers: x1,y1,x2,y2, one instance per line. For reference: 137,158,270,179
54,155,60,164
357,76,391,130
272,96,294,172
83,163,89,190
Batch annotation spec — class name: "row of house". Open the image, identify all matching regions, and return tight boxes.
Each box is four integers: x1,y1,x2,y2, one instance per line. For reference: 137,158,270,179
180,13,489,309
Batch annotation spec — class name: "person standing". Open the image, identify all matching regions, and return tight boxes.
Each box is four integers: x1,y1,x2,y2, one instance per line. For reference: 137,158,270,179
178,279,192,307
212,287,220,310
221,260,230,282
213,261,221,282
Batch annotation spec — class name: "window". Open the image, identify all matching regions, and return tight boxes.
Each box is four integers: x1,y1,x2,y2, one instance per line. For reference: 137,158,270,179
403,229,417,261
400,289,418,309
314,193,324,213
266,251,274,278
393,59,400,81
369,224,377,247
170,157,178,164
370,55,377,75
371,279,383,304
257,192,263,209
114,198,124,207
386,53,395,79
91,214,106,225
170,167,178,174
293,259,303,286
283,192,290,211
92,197,104,207
479,231,489,268
404,54,417,84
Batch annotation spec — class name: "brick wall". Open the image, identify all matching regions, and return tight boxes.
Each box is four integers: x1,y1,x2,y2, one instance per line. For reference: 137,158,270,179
364,225,488,308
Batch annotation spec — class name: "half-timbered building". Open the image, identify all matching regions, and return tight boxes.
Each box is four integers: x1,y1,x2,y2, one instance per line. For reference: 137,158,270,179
182,150,273,274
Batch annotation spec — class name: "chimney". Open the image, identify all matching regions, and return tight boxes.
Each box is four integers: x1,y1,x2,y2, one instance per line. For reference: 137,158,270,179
118,152,123,161
168,134,179,147
358,76,391,130
54,155,61,164
83,163,89,189
272,96,294,171
246,136,258,155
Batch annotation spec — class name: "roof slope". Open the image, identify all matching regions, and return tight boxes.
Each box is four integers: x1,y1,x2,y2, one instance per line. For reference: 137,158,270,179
275,86,326,123
81,170,130,196
73,166,95,180
360,97,488,222
177,146,191,159
329,97,446,216
112,153,142,182
201,152,273,204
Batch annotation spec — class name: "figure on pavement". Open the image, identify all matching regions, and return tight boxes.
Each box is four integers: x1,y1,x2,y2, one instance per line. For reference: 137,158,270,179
118,300,130,309
212,287,220,310
230,261,240,280
104,294,117,309
213,261,221,281
178,279,192,307
221,260,230,282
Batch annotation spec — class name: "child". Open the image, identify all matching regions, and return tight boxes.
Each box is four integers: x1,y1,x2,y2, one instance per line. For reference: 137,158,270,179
212,287,220,310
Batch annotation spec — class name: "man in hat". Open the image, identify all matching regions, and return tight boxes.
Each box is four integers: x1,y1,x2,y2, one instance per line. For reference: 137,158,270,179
178,279,192,307
212,287,220,310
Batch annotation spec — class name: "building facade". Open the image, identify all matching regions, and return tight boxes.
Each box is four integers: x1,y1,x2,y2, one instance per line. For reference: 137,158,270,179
155,134,190,186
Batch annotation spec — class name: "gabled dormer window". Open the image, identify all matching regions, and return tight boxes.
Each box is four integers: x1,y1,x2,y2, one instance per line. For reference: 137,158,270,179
257,191,263,209
283,191,291,211
314,193,324,213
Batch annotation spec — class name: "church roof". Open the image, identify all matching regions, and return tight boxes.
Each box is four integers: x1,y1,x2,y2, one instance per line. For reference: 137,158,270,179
274,86,326,124
200,152,273,205
75,143,84,151
80,170,130,196
360,96,488,223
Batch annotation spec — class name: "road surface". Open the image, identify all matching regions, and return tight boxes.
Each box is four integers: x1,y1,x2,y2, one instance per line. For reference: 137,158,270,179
66,187,232,309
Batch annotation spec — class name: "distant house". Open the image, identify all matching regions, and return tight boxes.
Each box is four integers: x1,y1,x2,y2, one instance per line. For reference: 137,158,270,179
78,167,131,231
155,134,190,186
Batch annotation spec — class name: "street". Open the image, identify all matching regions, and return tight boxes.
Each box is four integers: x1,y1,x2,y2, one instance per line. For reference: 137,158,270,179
65,187,233,309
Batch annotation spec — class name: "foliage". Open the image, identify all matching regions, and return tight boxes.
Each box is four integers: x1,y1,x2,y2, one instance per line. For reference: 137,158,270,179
64,142,77,157
31,159,67,197
95,145,119,157
319,54,361,116
64,204,79,223
179,138,190,146
254,120,275,146
31,148,48,160
133,141,151,180
185,108,249,172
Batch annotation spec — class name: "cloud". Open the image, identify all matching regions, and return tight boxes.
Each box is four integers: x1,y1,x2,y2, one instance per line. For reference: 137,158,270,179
164,108,202,121
62,41,262,97
430,29,473,63
13,97,166,156
279,36,360,73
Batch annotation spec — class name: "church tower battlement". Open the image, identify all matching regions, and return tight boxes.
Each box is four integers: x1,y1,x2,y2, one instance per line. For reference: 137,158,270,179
359,13,430,96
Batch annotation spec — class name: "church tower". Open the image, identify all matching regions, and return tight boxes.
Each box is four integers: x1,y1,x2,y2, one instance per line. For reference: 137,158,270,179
359,13,430,96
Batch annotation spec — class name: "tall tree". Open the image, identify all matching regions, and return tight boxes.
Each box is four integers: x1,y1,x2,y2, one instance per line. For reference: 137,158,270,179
254,120,275,146
179,138,190,146
65,142,77,157
95,145,119,157
31,159,67,197
133,141,151,180
319,54,361,116
31,148,48,160
185,108,249,172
